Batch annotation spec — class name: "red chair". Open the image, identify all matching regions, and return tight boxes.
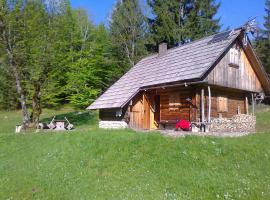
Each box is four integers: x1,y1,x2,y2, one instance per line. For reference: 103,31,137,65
175,119,191,131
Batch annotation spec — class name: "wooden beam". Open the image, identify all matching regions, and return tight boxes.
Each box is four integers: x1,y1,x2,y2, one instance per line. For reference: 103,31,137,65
201,88,205,123
245,96,249,115
208,86,211,122
195,91,200,121
251,93,255,115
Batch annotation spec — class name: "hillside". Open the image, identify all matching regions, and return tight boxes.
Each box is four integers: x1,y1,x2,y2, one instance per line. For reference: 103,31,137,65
0,107,270,199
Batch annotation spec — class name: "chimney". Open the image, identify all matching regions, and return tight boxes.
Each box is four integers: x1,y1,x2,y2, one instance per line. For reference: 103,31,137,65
158,43,167,56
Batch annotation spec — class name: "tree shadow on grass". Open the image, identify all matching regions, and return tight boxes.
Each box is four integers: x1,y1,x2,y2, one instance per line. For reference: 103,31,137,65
40,111,98,127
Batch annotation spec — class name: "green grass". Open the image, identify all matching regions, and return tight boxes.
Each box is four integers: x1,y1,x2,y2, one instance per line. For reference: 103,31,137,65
0,106,270,199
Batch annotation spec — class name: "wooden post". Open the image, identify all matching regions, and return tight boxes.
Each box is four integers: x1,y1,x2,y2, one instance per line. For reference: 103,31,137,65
237,106,241,114
195,91,199,122
201,88,205,123
129,101,133,128
208,86,211,123
251,93,255,116
245,96,249,115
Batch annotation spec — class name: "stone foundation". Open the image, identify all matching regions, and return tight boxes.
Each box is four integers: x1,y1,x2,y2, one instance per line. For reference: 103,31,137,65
99,121,128,129
210,114,256,133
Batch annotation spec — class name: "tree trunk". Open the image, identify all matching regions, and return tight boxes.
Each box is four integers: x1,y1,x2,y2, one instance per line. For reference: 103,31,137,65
31,82,42,126
6,49,30,126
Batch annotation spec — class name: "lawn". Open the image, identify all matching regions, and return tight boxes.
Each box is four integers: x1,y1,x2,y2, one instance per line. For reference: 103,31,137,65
0,107,270,199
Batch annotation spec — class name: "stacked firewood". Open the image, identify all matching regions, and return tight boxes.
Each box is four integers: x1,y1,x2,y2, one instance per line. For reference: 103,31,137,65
210,114,256,133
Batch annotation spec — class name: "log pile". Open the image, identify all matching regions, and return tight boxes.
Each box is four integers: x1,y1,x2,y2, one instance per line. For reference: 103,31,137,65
210,114,256,133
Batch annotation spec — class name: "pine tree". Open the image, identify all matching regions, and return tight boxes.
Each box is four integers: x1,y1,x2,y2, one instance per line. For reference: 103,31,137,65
148,0,192,47
186,0,220,40
147,0,220,47
264,0,270,38
110,0,148,67
255,0,270,76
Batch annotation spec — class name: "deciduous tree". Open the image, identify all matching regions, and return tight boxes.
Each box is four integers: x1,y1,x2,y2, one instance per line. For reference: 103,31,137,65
0,0,30,125
110,0,148,67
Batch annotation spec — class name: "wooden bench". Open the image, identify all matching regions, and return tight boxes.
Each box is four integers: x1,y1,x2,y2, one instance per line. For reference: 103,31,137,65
158,120,178,129
159,120,203,130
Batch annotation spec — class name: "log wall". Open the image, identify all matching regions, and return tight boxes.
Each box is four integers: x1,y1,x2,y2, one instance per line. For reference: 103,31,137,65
155,87,197,122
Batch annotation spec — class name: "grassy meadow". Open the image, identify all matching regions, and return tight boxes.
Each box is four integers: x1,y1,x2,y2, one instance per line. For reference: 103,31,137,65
0,106,270,199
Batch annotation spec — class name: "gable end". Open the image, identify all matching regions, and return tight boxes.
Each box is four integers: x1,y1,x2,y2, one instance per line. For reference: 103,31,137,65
204,38,270,93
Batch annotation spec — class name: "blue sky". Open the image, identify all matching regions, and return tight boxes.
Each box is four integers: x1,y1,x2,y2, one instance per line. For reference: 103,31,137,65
70,0,266,30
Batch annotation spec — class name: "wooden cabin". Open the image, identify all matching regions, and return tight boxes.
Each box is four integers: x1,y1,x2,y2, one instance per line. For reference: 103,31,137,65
87,28,270,130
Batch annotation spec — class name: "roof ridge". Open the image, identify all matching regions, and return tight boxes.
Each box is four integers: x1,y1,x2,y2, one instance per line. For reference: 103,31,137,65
139,29,241,62
166,30,234,51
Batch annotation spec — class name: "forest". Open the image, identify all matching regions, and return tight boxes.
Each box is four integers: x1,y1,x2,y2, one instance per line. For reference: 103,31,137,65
0,0,270,127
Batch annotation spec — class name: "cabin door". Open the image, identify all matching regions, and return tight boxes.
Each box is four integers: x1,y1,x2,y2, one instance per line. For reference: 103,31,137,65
130,95,144,129
130,93,150,129
143,94,151,129
130,93,153,130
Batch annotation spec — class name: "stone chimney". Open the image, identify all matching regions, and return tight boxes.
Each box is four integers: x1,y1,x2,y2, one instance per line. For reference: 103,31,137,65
158,43,167,56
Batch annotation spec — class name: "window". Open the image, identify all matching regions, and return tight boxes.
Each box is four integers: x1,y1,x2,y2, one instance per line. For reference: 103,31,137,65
229,47,240,67
217,96,228,112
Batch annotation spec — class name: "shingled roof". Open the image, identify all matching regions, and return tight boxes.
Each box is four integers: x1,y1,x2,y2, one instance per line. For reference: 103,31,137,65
87,30,242,110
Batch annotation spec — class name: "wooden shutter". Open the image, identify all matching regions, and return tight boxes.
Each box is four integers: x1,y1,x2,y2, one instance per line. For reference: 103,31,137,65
229,48,240,67
217,96,228,112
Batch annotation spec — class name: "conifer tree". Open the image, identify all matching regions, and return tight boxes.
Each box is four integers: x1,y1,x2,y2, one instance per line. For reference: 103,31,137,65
264,0,270,38
186,0,220,40
147,0,193,47
255,0,270,75
147,0,220,47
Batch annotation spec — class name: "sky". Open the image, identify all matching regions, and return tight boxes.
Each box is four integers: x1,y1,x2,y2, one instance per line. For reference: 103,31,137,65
70,0,267,30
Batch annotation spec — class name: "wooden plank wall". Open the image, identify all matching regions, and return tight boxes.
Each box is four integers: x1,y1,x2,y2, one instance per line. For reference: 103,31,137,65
196,87,247,119
206,42,263,93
